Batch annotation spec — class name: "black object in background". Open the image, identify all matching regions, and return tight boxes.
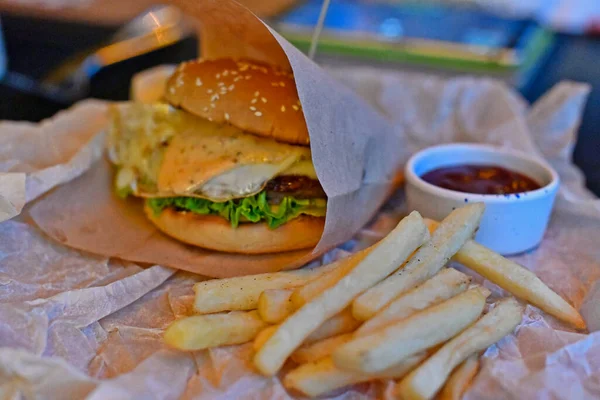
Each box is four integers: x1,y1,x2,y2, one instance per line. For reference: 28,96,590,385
0,15,198,121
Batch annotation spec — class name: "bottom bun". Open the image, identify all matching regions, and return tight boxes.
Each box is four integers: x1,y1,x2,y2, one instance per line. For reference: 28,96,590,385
144,204,325,254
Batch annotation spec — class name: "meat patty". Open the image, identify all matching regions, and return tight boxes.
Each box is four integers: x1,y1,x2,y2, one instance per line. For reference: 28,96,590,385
265,175,326,203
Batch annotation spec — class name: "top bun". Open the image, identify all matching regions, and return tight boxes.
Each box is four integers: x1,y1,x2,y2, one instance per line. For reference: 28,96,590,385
164,58,310,145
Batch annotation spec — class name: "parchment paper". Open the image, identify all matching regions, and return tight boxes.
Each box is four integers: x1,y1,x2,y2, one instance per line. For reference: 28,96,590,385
1,67,598,399
27,0,401,278
0,100,107,223
0,173,25,222
1,2,600,399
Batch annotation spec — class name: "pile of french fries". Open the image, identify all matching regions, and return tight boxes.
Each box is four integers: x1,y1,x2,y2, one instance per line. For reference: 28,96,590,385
164,203,586,399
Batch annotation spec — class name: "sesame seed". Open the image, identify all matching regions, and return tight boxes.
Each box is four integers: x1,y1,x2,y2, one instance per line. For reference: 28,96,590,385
279,82,286,87
195,78,202,86
211,94,220,102
259,67,268,74
255,111,262,117
250,65,258,70
231,71,238,75
210,103,216,108
254,91,260,97
207,89,213,94
218,82,225,87
250,106,256,111
203,107,209,112
292,105,299,111
251,98,257,104
271,82,279,86
281,105,286,112
245,75,251,80
208,117,213,122
169,87,175,94
234,76,242,82
216,73,221,79
228,85,234,90
239,64,249,71
261,97,267,103
223,70,229,76
225,113,230,120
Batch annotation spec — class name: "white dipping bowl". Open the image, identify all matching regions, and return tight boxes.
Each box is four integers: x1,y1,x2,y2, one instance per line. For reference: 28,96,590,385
405,144,559,255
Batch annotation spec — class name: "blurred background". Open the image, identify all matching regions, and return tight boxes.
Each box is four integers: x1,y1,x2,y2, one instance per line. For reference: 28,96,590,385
0,0,598,194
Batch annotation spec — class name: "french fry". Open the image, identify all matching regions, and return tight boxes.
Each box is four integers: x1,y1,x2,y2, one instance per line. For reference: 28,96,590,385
164,310,267,351
353,203,485,321
397,297,523,400
254,309,360,352
425,219,585,330
333,286,489,373
284,353,426,398
357,268,471,336
253,325,278,351
290,247,372,309
193,265,336,314
438,354,480,400
455,240,586,329
305,308,360,344
256,310,358,357
253,211,429,376
258,289,294,323
291,333,353,364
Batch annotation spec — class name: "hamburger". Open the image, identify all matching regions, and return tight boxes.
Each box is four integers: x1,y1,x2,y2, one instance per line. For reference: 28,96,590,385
107,58,326,254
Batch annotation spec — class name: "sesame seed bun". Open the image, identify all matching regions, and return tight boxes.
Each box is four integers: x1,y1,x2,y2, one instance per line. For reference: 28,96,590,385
164,58,310,145
144,203,324,254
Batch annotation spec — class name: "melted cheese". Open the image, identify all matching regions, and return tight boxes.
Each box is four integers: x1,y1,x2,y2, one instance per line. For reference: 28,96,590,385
108,103,317,201
283,160,318,179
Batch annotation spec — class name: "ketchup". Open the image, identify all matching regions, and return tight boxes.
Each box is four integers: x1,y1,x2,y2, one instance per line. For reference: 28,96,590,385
421,164,541,195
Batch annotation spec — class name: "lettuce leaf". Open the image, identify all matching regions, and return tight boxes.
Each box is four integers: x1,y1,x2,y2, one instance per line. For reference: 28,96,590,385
146,191,325,229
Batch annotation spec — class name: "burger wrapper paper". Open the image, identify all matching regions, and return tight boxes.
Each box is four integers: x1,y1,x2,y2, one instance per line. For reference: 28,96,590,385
26,0,404,278
1,2,600,400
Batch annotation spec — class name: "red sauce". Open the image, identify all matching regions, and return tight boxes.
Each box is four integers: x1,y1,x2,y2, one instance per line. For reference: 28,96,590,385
421,164,541,195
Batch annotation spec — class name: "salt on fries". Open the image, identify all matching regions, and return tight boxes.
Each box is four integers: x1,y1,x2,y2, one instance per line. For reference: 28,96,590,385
193,265,335,314
284,353,426,397
253,211,429,375
304,308,360,344
253,325,277,351
333,286,490,373
253,309,359,353
163,202,585,399
290,333,353,364
397,297,523,400
290,247,371,309
357,267,471,335
352,203,485,321
439,354,481,400
257,289,294,324
164,310,267,350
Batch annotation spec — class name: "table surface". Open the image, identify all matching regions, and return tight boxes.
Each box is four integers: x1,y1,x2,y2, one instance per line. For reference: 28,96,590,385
1,14,598,195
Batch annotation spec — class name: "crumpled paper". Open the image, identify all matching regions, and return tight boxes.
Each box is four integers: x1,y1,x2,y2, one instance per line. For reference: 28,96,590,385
0,99,108,223
0,67,598,399
0,173,25,223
